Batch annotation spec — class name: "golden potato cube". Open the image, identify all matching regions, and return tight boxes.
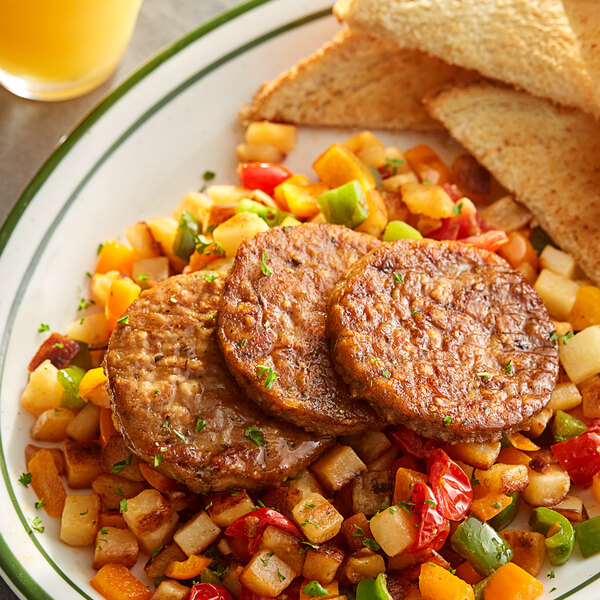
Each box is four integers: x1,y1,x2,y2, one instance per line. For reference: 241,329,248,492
144,543,187,579
65,312,109,346
522,464,570,507
342,131,387,167
540,246,576,279
560,325,600,383
526,406,553,437
516,262,537,285
444,440,501,470
60,493,101,546
246,121,297,154
151,579,191,600
286,469,324,497
367,447,398,472
478,195,532,232
340,513,372,552
499,530,546,576
400,182,454,219
382,172,419,192
65,402,100,442
133,257,170,287
340,432,393,464
292,493,343,544
146,216,186,272
568,285,600,330
240,549,295,596
369,505,418,557
351,472,394,517
173,510,220,556
212,212,269,258
342,549,385,584
206,491,255,527
124,489,179,555
206,185,249,204
237,143,284,163
63,440,103,488
21,360,64,416
552,494,584,522
31,408,75,442
534,269,579,321
393,467,428,504
579,374,600,418
125,222,161,259
91,473,146,511
355,190,388,238
101,435,145,482
261,524,305,575
261,487,304,519
90,270,121,307
310,445,367,491
474,464,529,493
94,526,139,569
172,191,213,232
302,544,344,584
549,382,582,412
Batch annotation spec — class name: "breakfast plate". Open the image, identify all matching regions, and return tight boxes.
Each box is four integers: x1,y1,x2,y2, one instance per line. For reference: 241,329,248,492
0,0,598,598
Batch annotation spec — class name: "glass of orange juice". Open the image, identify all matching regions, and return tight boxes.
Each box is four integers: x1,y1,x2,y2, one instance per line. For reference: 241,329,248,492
0,0,143,101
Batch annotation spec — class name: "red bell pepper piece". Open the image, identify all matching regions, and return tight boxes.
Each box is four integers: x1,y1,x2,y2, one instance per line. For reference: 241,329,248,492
551,431,600,487
190,583,233,600
387,425,436,459
237,162,292,196
458,230,509,252
408,481,450,552
428,449,473,520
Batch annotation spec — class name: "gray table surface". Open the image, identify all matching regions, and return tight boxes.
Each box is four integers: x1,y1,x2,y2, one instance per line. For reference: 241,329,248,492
0,1,239,597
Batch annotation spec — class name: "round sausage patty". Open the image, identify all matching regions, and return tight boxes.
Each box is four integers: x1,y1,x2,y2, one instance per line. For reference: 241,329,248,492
217,223,384,436
105,272,331,493
327,239,559,443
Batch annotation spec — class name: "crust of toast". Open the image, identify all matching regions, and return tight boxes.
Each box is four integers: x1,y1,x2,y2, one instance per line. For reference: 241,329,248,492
424,80,600,285
334,0,599,117
240,27,478,130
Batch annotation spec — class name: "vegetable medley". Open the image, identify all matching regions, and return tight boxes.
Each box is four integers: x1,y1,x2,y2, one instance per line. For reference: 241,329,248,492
18,121,600,600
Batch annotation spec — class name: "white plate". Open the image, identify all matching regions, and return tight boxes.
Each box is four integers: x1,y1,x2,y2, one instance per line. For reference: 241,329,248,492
0,0,598,598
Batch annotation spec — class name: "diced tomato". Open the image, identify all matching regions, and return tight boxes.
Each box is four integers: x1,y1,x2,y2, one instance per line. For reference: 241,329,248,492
551,431,600,487
237,162,292,195
387,425,436,459
408,481,450,552
28,333,80,372
442,183,463,202
458,229,509,252
190,583,233,600
428,449,473,520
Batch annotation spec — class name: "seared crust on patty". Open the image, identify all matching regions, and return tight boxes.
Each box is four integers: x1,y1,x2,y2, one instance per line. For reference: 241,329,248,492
327,239,559,442
105,273,331,493
217,224,384,436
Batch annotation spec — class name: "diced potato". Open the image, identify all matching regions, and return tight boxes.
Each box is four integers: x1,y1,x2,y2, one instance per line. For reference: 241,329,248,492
559,325,600,383
173,510,220,557
340,432,393,464
416,214,442,236
552,495,584,522
206,491,255,527
21,359,64,416
99,513,127,529
516,262,537,285
388,548,450,573
382,172,419,192
31,408,75,442
151,579,191,600
342,131,387,167
63,439,103,488
310,445,367,491
355,190,388,238
206,185,250,204
28,448,66,517
534,269,579,321
65,311,109,347
60,493,101,546
146,216,186,272
240,549,295,596
172,191,214,233
444,441,501,470
367,447,398,472
261,487,304,519
454,460,475,480
125,222,162,260
124,489,179,556
340,513,372,552
144,542,187,579
25,444,65,473
474,464,529,493
222,564,244,599
65,402,100,441
101,435,145,482
91,564,152,600
212,212,269,258
540,246,576,279
478,195,532,232
91,473,146,511
351,472,393,517
207,204,238,230
400,182,454,219
579,374,600,418
549,382,582,412
302,543,344,584
499,530,546,576
292,493,344,544
261,524,306,574
370,505,418,557
91,270,121,307
285,469,324,497
522,464,570,507
133,257,170,287
246,121,297,154
342,549,385,584
525,406,553,437
393,467,428,504
496,447,531,466
568,285,600,330
236,143,284,163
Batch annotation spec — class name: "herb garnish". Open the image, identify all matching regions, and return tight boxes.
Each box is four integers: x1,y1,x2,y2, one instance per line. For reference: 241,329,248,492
244,425,265,447
112,454,132,473
261,251,273,277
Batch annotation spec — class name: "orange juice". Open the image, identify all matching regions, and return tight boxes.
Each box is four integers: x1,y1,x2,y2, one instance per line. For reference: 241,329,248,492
0,0,142,100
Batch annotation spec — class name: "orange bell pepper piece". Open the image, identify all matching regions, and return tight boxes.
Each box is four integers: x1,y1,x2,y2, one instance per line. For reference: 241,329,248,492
90,564,152,600
79,367,110,408
313,143,375,190
164,554,212,579
405,145,452,186
139,462,178,493
105,277,141,332
470,485,513,522
96,240,135,276
419,562,474,600
497,447,532,466
454,561,483,585
28,449,66,517
507,432,540,451
483,562,543,600
99,408,118,447
498,231,538,270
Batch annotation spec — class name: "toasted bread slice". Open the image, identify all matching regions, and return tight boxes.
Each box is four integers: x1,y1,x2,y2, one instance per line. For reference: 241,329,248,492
240,27,478,130
334,0,599,117
424,81,600,284
561,0,600,109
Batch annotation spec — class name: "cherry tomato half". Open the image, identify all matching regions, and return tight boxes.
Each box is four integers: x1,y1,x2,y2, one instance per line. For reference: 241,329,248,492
428,448,473,521
408,481,450,552
237,161,292,196
190,583,233,600
387,425,435,459
551,431,600,487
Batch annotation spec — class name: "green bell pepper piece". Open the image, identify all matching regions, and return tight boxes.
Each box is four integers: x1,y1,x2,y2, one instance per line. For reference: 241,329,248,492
488,493,519,531
451,516,513,576
69,341,93,371
318,180,369,229
173,210,200,261
552,410,587,443
529,507,575,565
57,367,86,409
200,568,222,585
575,515,600,558
236,198,291,227
356,573,393,600
472,575,492,600
382,220,423,241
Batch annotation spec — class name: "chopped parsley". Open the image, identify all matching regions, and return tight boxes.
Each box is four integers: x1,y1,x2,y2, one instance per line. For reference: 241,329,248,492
37,323,50,333
117,315,129,324
411,309,418,316
86,271,92,278
352,525,365,537
261,251,273,277
257,365,278,390
172,428,187,443
382,369,391,378
240,338,247,349
384,157,405,176
304,503,316,510
424,499,437,507
195,418,207,433
394,272,403,283
277,570,286,581
119,498,128,513
77,298,93,311
97,243,104,255
19,473,32,487
363,537,381,551
476,371,491,382
453,201,464,216
244,425,265,447
548,571,556,579
492,502,502,509
204,274,217,283
203,170,216,181
111,454,132,473
302,581,329,598
398,501,415,513
152,545,164,559
53,343,64,349
154,447,166,467
29,516,44,533
136,273,149,281
504,359,514,374
80,509,89,515
550,330,574,345
169,295,177,303
443,416,452,426
34,499,46,509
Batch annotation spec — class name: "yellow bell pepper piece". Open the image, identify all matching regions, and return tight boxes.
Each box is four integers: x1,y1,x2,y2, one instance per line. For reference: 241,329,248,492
313,143,375,191
106,278,141,332
79,367,110,408
95,240,135,276
568,285,600,330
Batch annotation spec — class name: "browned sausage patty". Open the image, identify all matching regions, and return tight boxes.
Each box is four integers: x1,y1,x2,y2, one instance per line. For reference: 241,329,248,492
327,239,559,442
217,223,384,436
105,272,331,493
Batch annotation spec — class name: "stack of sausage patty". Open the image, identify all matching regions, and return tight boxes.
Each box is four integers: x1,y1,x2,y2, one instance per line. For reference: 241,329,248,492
105,223,559,493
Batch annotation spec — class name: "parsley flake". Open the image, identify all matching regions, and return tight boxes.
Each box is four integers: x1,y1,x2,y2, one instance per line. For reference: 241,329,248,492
203,170,216,181
550,331,574,345
136,273,149,281
302,581,329,598
363,537,381,551
19,473,32,487
492,502,502,509
195,418,207,433
394,272,403,283
453,201,463,216
152,545,164,559
29,516,44,533
204,274,217,283
505,359,514,374
382,369,391,378
35,499,46,509
119,498,128,513
261,251,273,277
78,298,93,311
548,571,556,579
384,157,405,176
117,315,129,325
37,323,50,333
443,416,452,426
476,371,491,382
240,338,247,349
424,499,437,507
257,365,278,390
244,425,265,446
112,454,132,473
169,296,177,303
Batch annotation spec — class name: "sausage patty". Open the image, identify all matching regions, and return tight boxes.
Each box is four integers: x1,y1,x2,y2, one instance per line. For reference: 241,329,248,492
327,239,559,442
217,223,384,436
105,272,331,493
